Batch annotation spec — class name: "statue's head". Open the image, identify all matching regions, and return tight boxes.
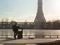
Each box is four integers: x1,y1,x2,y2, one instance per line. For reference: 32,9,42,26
10,21,17,26
14,22,17,26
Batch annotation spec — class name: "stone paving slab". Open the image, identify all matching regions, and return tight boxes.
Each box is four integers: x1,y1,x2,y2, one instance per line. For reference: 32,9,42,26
2,38,60,44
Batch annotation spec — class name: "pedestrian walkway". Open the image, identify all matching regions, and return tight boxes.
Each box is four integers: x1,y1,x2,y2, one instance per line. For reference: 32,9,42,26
2,38,60,45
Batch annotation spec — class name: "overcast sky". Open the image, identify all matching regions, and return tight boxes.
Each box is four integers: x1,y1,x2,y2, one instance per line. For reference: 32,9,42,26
0,0,60,22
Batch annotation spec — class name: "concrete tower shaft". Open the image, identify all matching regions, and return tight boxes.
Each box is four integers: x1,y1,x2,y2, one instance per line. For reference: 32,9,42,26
34,0,46,29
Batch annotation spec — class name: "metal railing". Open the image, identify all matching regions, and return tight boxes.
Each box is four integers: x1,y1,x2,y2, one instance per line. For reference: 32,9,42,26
0,29,60,39
1,34,60,39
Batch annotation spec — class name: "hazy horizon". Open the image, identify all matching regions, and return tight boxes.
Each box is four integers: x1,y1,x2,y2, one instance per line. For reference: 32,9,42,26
0,0,60,22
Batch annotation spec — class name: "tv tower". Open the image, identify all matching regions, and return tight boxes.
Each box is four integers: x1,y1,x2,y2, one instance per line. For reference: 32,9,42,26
34,0,46,29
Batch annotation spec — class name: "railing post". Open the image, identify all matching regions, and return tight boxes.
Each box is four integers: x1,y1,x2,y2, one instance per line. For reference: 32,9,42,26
50,35,51,38
43,35,44,38
57,35,58,38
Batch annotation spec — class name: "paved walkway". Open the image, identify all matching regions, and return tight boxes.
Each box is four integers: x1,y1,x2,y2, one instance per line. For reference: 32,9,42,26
0,38,59,45
2,38,60,45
